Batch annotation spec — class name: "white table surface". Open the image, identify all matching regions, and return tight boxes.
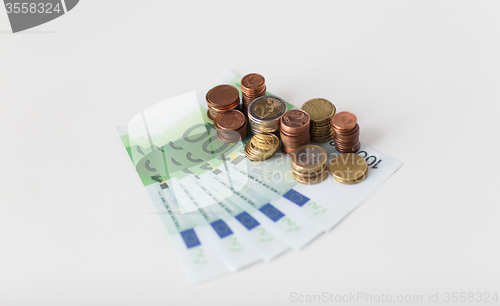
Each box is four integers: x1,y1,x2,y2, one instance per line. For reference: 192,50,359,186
1,1,499,305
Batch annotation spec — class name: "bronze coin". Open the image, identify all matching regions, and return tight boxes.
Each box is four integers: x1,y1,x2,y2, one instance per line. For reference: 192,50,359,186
334,124,359,136
206,85,239,107
241,73,265,90
214,109,246,131
281,110,310,134
331,112,357,132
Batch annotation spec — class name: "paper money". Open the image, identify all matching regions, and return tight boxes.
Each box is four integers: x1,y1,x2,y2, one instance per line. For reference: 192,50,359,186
117,71,402,283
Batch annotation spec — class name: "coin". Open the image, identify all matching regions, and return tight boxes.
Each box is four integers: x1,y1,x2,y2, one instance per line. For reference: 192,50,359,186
291,145,327,168
241,73,265,90
329,153,368,184
252,97,284,119
214,109,247,143
241,73,267,115
331,112,357,132
280,110,311,155
331,112,360,153
214,109,246,130
248,96,287,135
292,170,329,185
281,110,310,133
244,133,279,161
207,85,240,107
206,84,240,122
300,98,336,144
301,98,336,122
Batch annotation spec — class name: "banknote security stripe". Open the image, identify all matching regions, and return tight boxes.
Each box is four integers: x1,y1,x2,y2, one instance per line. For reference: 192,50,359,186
210,219,233,239
235,211,260,230
180,228,201,249
259,203,285,222
283,189,310,207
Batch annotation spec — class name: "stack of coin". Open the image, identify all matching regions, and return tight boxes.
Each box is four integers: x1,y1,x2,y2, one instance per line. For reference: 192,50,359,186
214,109,247,143
248,96,287,135
280,110,310,155
244,133,280,161
241,73,267,115
331,112,361,153
301,98,336,143
290,145,329,185
205,84,240,122
329,153,368,184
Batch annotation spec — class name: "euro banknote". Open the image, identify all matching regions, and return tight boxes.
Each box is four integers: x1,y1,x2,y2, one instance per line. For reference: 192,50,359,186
117,71,402,283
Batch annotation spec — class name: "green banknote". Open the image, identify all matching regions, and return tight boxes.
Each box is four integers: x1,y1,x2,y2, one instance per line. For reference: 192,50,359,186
118,71,402,283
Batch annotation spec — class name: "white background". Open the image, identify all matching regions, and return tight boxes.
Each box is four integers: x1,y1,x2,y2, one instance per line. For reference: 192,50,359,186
1,1,499,305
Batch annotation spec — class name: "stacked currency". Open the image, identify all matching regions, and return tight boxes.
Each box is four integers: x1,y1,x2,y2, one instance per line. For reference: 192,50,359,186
330,153,368,184
301,98,336,142
214,109,247,143
291,145,329,185
248,96,287,135
280,110,310,156
117,71,402,284
206,84,240,122
331,112,361,153
244,133,280,161
241,73,266,115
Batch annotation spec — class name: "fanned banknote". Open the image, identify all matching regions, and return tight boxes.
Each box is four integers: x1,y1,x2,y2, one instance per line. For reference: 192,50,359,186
117,71,402,284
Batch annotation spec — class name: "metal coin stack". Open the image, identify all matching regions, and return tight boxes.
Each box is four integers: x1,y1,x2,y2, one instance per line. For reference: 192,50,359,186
301,98,336,143
329,153,368,184
248,96,287,135
214,109,247,143
241,73,267,115
280,110,310,156
205,84,240,122
331,112,361,153
244,133,280,161
291,145,329,185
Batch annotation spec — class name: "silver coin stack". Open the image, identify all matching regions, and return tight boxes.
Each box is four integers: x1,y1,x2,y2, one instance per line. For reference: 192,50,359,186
248,96,287,135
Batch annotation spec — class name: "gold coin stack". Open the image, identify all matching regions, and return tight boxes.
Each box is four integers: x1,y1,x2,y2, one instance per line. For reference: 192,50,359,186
244,133,280,161
329,153,368,184
248,96,287,135
290,145,329,185
301,98,336,143
241,73,267,115
205,85,241,122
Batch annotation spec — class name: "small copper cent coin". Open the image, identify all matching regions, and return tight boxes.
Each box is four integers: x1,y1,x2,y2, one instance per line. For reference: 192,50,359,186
214,109,246,130
331,112,357,132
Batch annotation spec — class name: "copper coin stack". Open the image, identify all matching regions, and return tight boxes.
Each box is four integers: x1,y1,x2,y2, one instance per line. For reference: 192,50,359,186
206,85,240,122
280,110,311,156
214,109,247,143
331,111,361,153
241,73,266,115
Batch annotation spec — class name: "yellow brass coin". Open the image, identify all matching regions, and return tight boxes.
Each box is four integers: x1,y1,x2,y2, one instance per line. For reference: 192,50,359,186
329,153,368,183
301,98,336,122
292,164,328,177
335,171,368,184
252,133,279,152
290,145,327,171
293,170,329,185
245,133,279,161
291,159,325,173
